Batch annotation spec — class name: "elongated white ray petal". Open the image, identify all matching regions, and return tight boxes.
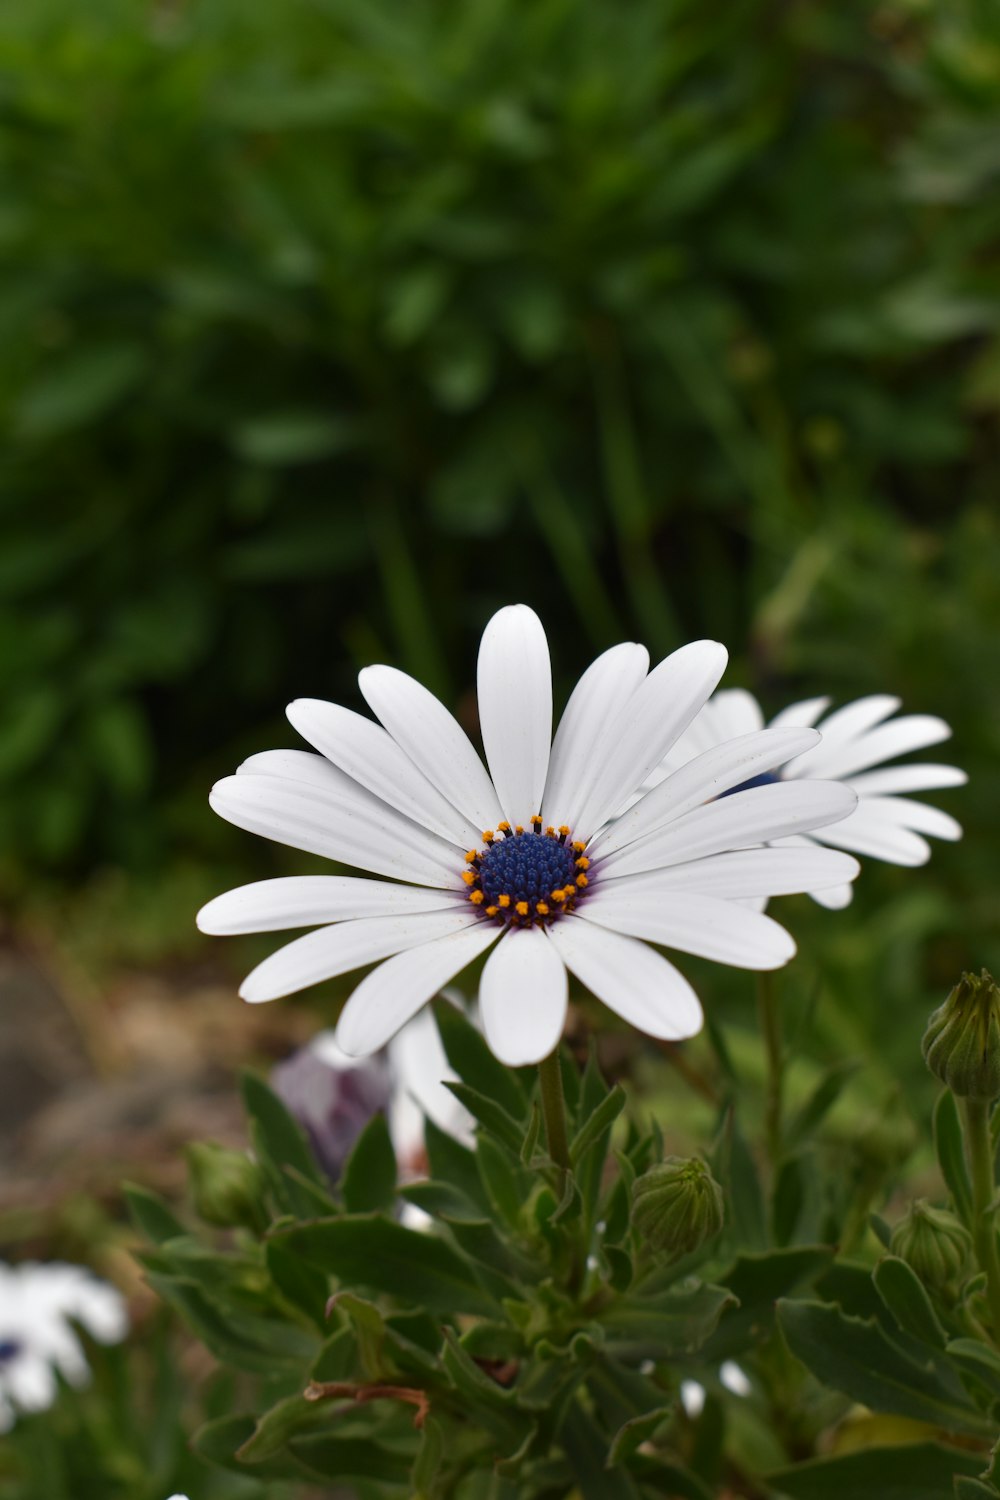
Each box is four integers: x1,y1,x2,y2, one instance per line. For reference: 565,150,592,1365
479,927,568,1066
810,808,931,866
547,917,703,1040
210,773,461,887
766,696,832,731
238,748,345,787
651,688,766,782
788,715,952,784
579,888,795,970
848,764,967,795
589,726,820,859
856,795,962,841
477,605,552,826
541,642,649,829
286,699,480,848
239,908,481,1003
197,876,467,935
571,640,728,841
809,881,855,909
359,664,504,833
598,845,859,900
600,779,856,880
784,695,903,777
336,922,501,1055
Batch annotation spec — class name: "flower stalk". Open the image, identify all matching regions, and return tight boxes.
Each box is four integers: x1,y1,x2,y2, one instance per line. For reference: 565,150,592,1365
961,1096,1000,1343
538,1050,571,1173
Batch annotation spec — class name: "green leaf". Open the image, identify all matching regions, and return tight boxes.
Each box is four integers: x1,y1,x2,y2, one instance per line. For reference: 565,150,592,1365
329,1292,386,1379
477,1134,528,1229
872,1256,947,1348
291,1432,417,1483
411,1415,446,1497
570,1083,627,1166
16,342,147,438
777,1299,990,1435
787,1060,862,1141
192,1413,311,1481
716,1109,766,1250
946,1337,1000,1396
231,409,363,465
599,1283,736,1358
146,1273,318,1372
701,1244,835,1361
954,1480,999,1499
241,1071,326,1217
935,1091,974,1228
424,1117,491,1215
434,1000,528,1120
266,1239,330,1327
270,1214,499,1317
773,1153,807,1245
607,1406,672,1466
235,1393,330,1463
445,1081,525,1155
562,1400,642,1499
769,1442,985,1499
123,1183,186,1245
342,1112,397,1214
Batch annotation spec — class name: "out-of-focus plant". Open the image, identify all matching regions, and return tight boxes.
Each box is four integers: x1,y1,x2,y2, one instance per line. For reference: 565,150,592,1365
1,0,998,938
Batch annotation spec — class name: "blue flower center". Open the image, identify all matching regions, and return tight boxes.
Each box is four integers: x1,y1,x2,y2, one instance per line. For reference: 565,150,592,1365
719,770,781,799
463,823,590,925
0,1338,22,1364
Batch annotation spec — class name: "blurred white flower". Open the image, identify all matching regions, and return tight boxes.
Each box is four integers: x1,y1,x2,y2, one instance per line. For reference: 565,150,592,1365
720,1359,752,1396
679,1360,751,1417
200,607,858,1064
0,1262,127,1431
679,1379,706,1417
653,689,965,908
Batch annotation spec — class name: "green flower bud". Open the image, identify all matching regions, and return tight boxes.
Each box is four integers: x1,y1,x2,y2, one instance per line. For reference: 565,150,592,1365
922,970,1000,1101
186,1142,266,1231
890,1199,971,1294
631,1157,724,1261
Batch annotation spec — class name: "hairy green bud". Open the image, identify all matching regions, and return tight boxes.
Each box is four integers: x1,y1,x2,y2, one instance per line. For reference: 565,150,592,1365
631,1157,724,1261
186,1142,265,1231
890,1199,971,1294
923,970,1000,1101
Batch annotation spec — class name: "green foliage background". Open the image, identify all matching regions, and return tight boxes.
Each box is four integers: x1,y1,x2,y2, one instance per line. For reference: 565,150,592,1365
3,0,999,1087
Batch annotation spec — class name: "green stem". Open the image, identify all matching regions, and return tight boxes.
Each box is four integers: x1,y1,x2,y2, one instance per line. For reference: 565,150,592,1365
757,972,784,1168
961,1096,1000,1343
538,1051,571,1173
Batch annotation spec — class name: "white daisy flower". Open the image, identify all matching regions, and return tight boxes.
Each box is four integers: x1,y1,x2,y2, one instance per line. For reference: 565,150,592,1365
198,606,859,1067
652,689,965,909
0,1261,127,1431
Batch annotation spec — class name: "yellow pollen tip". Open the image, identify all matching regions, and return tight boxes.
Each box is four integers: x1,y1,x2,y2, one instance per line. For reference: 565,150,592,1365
498,894,511,908
461,871,477,885
486,905,499,917
469,890,485,905
536,901,550,915
514,824,524,834
559,825,570,836
531,815,542,828
545,825,556,837
576,873,589,888
498,821,511,833
575,856,590,870
515,901,530,917
552,888,566,902
482,830,494,843
465,849,478,863
572,841,586,853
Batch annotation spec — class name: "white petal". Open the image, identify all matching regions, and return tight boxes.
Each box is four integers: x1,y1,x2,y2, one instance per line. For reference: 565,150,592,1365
600,780,857,880
541,642,649,829
720,1361,751,1397
478,927,568,1066
856,795,962,842
546,917,703,1041
336,922,501,1055
707,689,765,739
579,889,796,970
571,640,728,840
286,699,480,847
793,714,952,783
238,748,345,787
589,727,820,859
809,881,854,909
197,876,466,934
766,696,832,731
786,695,902,777
477,605,552,826
209,773,460,887
359,664,504,833
599,845,860,900
849,764,967,795
387,1003,472,1152
239,908,481,1003
810,806,931,866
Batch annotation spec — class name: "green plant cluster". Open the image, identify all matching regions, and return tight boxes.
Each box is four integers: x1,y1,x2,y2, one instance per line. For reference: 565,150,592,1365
112,1000,1000,1499
2,0,999,920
